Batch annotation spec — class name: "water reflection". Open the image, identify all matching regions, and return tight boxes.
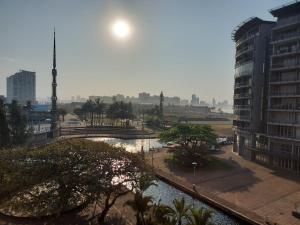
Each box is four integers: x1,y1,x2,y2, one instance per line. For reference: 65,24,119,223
87,137,164,153
144,181,243,225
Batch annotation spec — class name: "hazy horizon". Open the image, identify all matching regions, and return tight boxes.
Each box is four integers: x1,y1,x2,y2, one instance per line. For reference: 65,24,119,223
0,0,288,103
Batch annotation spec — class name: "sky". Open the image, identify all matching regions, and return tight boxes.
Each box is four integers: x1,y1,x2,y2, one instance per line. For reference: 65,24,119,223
0,0,288,103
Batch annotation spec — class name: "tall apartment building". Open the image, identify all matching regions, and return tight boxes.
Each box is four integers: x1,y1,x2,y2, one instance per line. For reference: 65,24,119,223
267,2,300,171
7,70,36,104
232,17,275,159
233,1,300,172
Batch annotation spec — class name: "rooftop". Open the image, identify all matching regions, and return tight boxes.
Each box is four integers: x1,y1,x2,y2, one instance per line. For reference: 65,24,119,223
232,17,275,41
270,0,300,17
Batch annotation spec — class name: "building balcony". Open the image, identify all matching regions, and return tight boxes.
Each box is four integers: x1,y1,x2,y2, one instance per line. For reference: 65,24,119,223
272,47,300,58
269,78,300,85
269,91,300,98
236,34,255,48
268,121,300,127
234,82,251,89
271,63,300,71
269,104,300,112
234,115,251,121
247,145,300,159
271,32,300,44
234,93,251,99
273,15,300,31
234,105,251,110
268,133,298,141
236,46,254,59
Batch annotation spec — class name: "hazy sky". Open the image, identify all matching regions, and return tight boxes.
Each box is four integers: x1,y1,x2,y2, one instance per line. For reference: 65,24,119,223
0,0,288,102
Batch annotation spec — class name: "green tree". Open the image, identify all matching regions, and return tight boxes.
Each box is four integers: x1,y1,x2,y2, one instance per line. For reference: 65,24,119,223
125,192,153,225
186,208,213,225
94,98,105,126
159,124,217,151
0,99,10,148
159,91,164,119
57,108,67,121
0,139,152,223
8,100,28,146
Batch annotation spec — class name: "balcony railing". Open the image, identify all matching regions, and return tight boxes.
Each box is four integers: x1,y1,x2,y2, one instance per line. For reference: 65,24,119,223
274,15,300,30
234,82,251,89
236,46,254,58
234,115,251,121
248,145,300,159
234,93,251,99
272,47,300,57
269,91,300,97
270,77,300,84
234,105,251,110
269,104,300,111
268,120,300,126
272,32,300,43
271,62,300,70
236,34,255,47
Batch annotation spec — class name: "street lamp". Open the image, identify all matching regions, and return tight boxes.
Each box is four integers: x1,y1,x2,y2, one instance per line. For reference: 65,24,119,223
192,161,198,207
149,148,155,168
192,162,198,177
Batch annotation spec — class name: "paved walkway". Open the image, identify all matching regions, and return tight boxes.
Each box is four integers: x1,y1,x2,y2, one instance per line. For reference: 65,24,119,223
146,146,300,225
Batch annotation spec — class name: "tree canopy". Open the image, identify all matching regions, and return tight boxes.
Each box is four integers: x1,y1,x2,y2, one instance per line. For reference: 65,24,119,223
0,139,151,222
159,124,217,150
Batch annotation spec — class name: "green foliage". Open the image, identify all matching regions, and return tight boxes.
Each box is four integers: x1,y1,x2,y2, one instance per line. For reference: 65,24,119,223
8,100,28,146
159,124,217,150
127,194,214,225
0,139,151,219
0,99,10,148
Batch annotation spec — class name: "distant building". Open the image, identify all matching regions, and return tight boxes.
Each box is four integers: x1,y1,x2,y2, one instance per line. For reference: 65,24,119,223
191,94,199,106
6,70,36,104
0,95,5,103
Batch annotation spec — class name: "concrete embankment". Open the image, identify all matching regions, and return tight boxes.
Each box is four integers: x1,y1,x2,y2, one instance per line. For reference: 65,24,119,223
154,168,267,225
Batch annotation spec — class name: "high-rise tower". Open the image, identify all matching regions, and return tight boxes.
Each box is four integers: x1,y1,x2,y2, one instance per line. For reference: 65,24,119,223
50,29,58,137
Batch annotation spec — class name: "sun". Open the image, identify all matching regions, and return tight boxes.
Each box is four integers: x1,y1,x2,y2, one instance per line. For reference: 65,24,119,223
111,19,131,40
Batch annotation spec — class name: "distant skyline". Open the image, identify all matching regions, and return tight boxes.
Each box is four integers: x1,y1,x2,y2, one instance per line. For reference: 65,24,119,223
0,0,288,103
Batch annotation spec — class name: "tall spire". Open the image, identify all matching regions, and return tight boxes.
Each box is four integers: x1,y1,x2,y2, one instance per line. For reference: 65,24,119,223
50,28,58,138
53,28,56,69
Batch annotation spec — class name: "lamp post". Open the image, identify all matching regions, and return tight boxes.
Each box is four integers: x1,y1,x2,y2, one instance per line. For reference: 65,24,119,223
192,161,198,207
149,148,154,168
192,162,197,177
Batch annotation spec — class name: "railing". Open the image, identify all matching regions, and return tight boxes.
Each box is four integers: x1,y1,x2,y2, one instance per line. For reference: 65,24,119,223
272,32,300,42
268,120,300,125
270,77,300,83
275,15,300,29
234,93,251,99
234,115,251,121
234,105,251,110
269,104,300,111
272,47,300,56
236,34,255,47
272,62,300,69
270,91,300,97
234,81,251,88
236,46,254,58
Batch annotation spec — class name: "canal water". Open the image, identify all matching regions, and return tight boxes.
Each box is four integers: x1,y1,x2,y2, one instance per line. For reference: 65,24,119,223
89,137,244,225
87,137,164,152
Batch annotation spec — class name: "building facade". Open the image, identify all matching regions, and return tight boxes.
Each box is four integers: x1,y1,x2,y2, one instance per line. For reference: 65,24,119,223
267,2,300,171
232,17,275,159
6,70,36,104
233,1,300,172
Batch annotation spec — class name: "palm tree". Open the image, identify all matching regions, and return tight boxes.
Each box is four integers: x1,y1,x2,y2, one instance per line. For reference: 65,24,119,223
94,98,104,126
186,208,213,225
169,197,191,225
125,191,153,225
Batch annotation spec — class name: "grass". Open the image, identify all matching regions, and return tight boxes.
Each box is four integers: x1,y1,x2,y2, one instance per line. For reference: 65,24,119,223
210,124,233,137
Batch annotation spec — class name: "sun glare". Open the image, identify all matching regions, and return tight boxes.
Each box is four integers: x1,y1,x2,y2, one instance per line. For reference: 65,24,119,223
111,19,131,41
